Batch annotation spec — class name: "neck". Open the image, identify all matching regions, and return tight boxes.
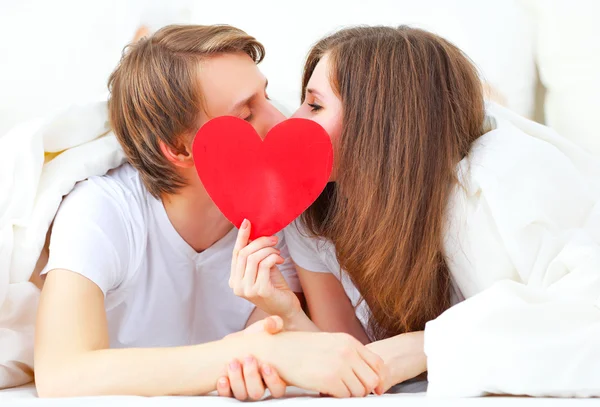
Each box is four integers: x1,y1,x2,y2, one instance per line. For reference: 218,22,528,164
161,184,232,253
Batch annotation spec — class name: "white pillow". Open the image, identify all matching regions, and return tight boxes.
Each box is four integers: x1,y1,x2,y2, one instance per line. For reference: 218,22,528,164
525,0,600,156
0,1,144,138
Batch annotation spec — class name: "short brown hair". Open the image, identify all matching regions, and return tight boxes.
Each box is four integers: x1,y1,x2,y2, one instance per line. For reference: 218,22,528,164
301,26,485,340
108,25,265,198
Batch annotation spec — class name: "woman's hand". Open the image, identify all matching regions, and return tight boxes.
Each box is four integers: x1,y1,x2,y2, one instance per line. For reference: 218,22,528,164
366,331,427,394
218,316,287,400
217,356,287,401
229,219,301,320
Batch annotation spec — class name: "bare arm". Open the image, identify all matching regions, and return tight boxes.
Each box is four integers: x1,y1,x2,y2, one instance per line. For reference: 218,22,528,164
243,293,306,328
34,269,270,398
294,266,426,392
285,265,369,344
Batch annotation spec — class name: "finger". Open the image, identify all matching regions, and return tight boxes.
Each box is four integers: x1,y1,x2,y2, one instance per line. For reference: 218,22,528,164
350,347,380,395
243,315,284,335
261,364,287,398
354,346,385,394
253,253,283,293
242,356,265,401
374,364,392,395
242,248,281,289
216,376,233,398
227,359,248,400
355,343,386,379
231,219,251,286
240,236,279,257
261,315,284,334
352,364,379,396
329,381,351,398
317,376,350,399
343,368,368,397
233,236,278,291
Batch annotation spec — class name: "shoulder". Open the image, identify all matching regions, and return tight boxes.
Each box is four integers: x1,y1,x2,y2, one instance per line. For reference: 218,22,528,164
283,219,335,273
50,164,151,282
59,163,148,221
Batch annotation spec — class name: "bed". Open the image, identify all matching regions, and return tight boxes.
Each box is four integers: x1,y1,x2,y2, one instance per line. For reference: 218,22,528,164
1,384,598,407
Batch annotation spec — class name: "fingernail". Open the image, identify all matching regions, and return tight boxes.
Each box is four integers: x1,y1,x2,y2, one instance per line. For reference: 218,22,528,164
244,356,255,365
271,236,278,244
262,365,272,375
218,377,227,386
229,360,240,371
241,219,249,229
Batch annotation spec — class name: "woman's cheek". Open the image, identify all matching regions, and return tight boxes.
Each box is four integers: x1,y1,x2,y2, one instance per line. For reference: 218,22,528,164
325,113,343,143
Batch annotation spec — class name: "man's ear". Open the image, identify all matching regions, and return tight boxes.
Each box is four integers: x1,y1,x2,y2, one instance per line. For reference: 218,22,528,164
159,139,195,169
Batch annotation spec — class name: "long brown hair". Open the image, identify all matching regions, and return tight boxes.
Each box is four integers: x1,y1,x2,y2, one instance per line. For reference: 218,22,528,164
301,26,485,339
108,25,265,198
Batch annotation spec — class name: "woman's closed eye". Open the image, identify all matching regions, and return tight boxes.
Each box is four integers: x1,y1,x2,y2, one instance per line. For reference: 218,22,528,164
308,103,322,112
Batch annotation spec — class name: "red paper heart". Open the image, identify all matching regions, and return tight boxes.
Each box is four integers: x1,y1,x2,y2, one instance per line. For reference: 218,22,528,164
193,116,333,239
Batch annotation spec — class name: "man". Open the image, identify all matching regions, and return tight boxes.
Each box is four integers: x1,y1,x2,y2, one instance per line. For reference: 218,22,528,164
34,25,384,398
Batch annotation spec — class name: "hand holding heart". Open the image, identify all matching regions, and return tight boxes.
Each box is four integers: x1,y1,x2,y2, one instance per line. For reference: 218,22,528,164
229,219,301,319
196,116,329,318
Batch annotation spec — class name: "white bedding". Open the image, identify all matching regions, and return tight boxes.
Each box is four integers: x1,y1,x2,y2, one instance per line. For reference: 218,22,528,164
0,385,597,407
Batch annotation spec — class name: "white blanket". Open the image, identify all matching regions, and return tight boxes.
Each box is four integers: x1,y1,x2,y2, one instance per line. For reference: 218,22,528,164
2,100,600,397
426,103,600,397
0,102,126,389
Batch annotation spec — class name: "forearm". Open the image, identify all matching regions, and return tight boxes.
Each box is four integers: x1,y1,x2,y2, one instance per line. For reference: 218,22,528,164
367,331,427,387
284,307,371,345
284,309,321,332
36,337,263,397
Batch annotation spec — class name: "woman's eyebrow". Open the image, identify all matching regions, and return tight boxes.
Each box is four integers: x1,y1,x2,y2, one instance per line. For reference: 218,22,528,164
306,88,324,98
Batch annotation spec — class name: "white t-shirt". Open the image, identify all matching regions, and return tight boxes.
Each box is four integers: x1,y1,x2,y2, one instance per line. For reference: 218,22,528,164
43,163,300,348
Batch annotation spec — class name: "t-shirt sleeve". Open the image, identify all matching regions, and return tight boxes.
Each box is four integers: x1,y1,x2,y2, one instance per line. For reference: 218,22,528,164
42,180,131,295
273,232,301,293
283,220,330,273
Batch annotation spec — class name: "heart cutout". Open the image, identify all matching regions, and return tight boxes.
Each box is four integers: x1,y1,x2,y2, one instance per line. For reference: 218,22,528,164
193,116,333,239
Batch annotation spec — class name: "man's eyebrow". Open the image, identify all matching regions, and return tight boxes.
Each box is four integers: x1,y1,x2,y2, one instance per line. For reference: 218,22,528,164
229,95,253,114
229,78,269,113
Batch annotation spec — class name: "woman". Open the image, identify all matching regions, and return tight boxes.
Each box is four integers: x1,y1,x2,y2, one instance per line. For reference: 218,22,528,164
223,26,600,399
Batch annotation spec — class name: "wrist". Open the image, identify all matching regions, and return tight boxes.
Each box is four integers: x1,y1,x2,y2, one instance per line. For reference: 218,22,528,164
244,330,287,367
282,307,311,331
223,330,271,359
391,332,427,382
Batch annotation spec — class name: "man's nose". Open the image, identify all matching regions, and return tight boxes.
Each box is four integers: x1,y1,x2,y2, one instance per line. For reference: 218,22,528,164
290,107,306,120
256,102,286,139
